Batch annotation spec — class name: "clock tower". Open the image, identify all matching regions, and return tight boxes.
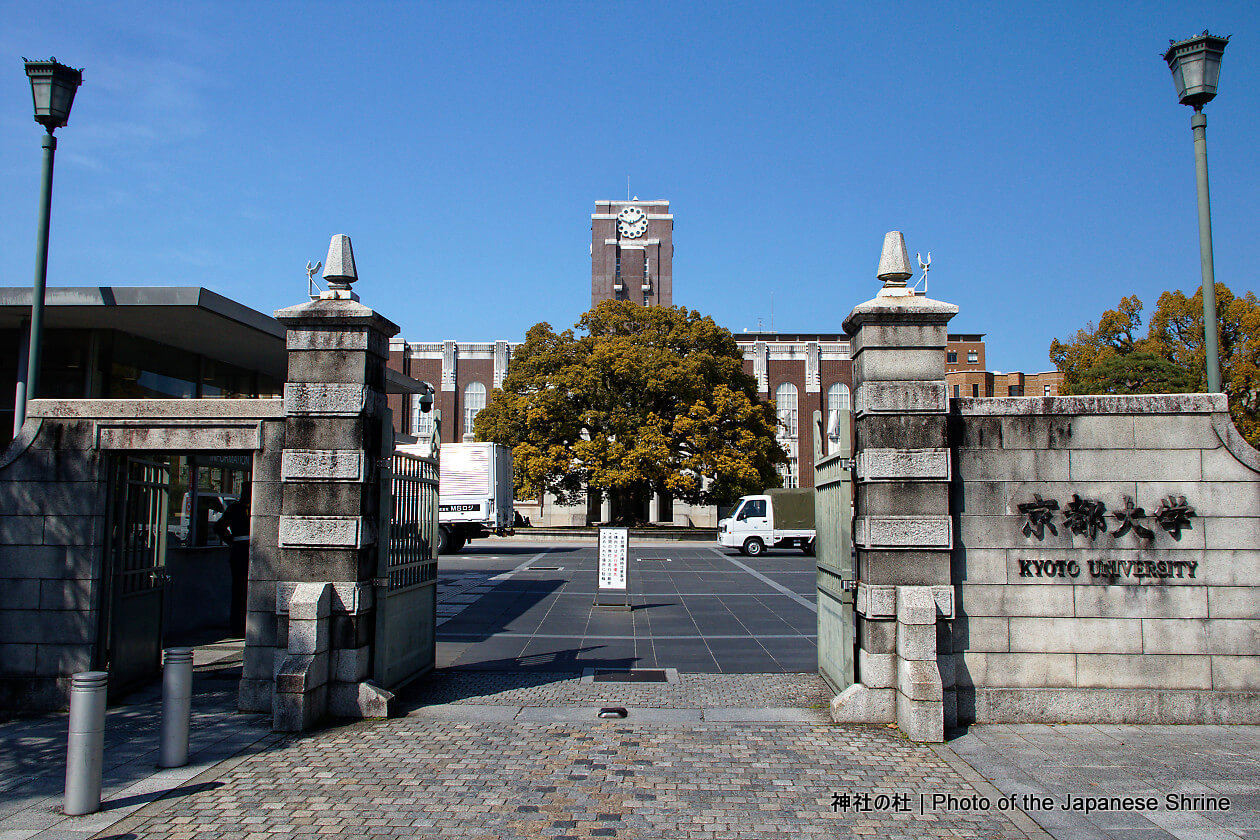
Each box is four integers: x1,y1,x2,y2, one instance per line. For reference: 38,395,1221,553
591,199,673,307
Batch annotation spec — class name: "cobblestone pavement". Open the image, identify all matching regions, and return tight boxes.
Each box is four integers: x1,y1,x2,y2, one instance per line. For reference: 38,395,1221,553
0,642,274,840
107,671,1042,840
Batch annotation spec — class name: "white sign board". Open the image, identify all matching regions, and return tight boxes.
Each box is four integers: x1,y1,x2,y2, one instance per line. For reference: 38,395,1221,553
598,528,629,590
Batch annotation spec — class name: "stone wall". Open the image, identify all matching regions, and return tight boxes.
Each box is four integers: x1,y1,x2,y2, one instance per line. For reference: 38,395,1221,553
0,415,106,711
0,399,283,712
950,394,1260,723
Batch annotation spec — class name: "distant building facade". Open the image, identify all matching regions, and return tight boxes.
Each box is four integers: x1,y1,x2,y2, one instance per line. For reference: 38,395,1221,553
385,201,1059,524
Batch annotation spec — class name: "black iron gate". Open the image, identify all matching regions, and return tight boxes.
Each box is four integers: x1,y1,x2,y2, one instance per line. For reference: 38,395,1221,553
100,455,170,698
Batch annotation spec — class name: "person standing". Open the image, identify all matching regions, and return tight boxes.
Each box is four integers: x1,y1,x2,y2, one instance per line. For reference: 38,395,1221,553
213,483,251,637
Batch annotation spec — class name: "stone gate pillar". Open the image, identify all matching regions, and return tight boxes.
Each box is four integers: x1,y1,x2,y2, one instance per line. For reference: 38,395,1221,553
238,235,399,731
830,232,957,742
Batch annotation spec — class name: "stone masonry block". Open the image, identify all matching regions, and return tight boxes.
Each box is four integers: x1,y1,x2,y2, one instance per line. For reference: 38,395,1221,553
1206,620,1260,656
897,689,945,743
39,579,94,610
273,683,327,732
1212,656,1260,690
1142,619,1208,654
0,579,40,606
858,414,947,449
284,417,367,451
286,582,331,621
956,652,1077,688
857,448,950,482
957,449,1069,482
1141,481,1260,518
858,482,947,516
2,516,44,544
848,322,949,354
853,349,946,383
858,617,897,654
1132,415,1223,449
856,516,951,548
281,450,366,482
1204,519,1260,554
1069,449,1201,483
953,617,1010,652
284,383,370,416
1064,415,1134,449
1208,587,1260,618
958,584,1075,618
1201,445,1260,482
35,644,92,675
1076,654,1211,690
830,684,895,724
897,658,944,702
1073,585,1207,619
1007,617,1143,654
993,416,1076,450
857,583,896,618
896,586,937,625
861,549,953,587
287,618,329,656
278,516,374,548
0,643,37,674
855,381,947,415
953,548,1007,584
334,647,372,683
274,652,330,694
284,350,376,387
327,680,393,719
858,650,895,688
280,482,365,515
897,622,937,661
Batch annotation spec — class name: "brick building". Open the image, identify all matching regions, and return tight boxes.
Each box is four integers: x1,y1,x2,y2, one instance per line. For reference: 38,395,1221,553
385,201,1051,524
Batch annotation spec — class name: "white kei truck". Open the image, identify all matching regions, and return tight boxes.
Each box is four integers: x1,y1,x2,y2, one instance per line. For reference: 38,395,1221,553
716,488,816,557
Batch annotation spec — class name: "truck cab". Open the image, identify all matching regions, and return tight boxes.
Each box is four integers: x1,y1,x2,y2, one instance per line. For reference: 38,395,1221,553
717,489,816,557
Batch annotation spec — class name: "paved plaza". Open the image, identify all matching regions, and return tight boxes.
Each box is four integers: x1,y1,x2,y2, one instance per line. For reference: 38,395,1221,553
0,539,1256,840
435,541,819,673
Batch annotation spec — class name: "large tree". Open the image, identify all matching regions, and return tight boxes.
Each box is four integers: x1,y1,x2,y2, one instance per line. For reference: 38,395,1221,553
474,300,785,521
1049,283,1260,446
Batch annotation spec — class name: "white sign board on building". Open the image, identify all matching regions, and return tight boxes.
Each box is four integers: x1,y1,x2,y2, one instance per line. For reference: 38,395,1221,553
595,527,630,608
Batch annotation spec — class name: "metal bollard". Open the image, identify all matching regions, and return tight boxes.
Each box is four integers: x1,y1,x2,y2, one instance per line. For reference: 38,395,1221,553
158,647,194,768
64,671,108,816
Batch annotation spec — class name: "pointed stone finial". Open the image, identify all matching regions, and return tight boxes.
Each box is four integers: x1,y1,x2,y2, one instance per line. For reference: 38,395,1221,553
877,231,912,287
323,234,358,293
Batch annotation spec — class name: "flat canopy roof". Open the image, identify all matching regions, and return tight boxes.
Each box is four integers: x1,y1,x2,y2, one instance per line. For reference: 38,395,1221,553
0,287,424,394
0,286,287,380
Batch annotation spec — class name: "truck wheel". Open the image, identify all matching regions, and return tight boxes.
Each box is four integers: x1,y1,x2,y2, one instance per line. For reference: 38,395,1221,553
802,538,816,557
437,526,452,555
743,537,765,557
450,533,467,553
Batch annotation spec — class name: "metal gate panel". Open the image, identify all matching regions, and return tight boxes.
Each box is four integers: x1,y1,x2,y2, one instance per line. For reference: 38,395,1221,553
373,446,439,690
813,410,854,692
103,456,170,698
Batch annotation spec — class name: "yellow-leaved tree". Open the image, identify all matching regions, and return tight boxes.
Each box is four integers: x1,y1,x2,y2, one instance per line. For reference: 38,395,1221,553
1049,283,1260,446
474,300,786,523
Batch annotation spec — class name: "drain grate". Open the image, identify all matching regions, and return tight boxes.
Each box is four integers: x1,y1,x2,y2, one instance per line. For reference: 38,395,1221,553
592,669,668,683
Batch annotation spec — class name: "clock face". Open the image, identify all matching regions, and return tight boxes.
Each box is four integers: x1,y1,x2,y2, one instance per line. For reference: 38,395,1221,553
617,206,648,239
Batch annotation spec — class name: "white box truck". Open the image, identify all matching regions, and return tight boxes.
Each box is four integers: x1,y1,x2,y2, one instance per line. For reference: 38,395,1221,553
716,488,816,557
436,442,514,554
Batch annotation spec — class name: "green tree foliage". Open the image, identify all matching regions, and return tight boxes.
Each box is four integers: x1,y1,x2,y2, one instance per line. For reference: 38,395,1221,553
474,300,786,519
1050,283,1260,446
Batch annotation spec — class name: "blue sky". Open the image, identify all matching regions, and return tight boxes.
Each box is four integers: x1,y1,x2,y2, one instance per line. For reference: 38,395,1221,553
1,0,1257,374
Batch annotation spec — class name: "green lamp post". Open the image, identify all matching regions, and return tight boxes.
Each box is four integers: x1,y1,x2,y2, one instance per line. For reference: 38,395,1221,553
1163,32,1228,394
14,58,83,437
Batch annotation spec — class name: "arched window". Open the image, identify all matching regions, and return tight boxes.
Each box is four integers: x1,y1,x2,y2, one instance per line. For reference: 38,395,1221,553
464,382,487,437
826,383,851,454
775,382,799,488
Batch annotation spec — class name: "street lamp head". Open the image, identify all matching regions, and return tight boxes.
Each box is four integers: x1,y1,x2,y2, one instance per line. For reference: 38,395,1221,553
23,57,83,132
1164,31,1228,110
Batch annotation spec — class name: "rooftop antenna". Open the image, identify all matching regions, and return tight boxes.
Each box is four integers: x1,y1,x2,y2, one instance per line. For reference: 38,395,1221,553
306,260,324,300
911,251,931,296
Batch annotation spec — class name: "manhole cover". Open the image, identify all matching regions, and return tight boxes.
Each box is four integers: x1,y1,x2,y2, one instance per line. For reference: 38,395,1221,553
592,669,668,683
